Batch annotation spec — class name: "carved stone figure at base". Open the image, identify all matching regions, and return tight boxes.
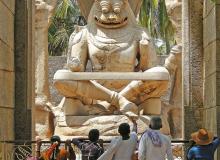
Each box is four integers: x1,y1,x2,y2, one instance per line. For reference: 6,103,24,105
53,0,169,117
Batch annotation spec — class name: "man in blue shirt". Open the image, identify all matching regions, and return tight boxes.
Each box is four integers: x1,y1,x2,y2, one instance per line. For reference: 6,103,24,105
187,128,220,160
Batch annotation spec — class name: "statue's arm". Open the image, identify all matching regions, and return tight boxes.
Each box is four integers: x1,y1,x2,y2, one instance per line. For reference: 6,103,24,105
138,29,158,71
67,27,88,72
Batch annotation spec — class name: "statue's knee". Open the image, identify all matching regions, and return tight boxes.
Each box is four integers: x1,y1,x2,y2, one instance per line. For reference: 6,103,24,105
53,80,65,89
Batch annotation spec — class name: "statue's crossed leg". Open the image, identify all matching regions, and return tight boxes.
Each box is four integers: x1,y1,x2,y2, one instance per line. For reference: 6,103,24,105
54,75,168,117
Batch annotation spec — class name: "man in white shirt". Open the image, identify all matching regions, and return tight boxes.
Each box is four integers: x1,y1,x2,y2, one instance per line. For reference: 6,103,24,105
138,116,174,160
98,119,138,160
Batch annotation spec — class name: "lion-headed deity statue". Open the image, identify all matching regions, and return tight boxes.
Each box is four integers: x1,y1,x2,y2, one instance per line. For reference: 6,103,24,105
54,0,169,118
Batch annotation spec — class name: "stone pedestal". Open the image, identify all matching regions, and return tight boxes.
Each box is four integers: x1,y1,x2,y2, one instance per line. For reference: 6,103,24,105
54,114,170,140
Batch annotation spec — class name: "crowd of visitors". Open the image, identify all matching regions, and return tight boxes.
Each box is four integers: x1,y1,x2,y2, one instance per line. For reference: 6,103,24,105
29,116,220,160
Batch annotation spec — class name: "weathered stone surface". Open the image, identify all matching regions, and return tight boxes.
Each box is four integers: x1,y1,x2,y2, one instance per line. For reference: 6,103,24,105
55,115,170,140
0,108,14,159
216,71,220,106
203,5,216,48
216,5,220,40
203,0,215,18
35,107,54,139
49,56,167,106
0,108,14,140
14,0,34,141
217,105,220,135
183,0,204,143
0,40,14,71
54,68,170,81
203,107,217,133
53,0,171,139
35,0,57,138
188,0,203,110
204,73,216,108
162,45,182,138
0,0,15,14
182,0,190,108
0,70,14,108
204,41,216,77
0,1,14,49
217,40,220,72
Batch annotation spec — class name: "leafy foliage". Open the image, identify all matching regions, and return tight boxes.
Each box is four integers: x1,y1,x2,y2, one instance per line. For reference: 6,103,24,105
139,0,175,55
49,0,176,56
48,0,86,56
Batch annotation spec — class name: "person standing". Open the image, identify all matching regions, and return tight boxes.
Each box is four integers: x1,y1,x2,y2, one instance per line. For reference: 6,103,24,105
36,135,76,160
187,128,220,160
98,119,138,160
72,129,104,160
138,116,173,160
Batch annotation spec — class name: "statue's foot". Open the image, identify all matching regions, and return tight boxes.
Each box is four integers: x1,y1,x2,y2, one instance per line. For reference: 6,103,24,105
118,95,138,114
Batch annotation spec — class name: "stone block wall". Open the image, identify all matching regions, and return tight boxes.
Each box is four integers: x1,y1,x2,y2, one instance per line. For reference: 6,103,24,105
0,0,15,141
0,0,15,155
203,0,220,158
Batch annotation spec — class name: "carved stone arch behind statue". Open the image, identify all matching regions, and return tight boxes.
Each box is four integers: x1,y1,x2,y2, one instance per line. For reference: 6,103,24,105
76,0,142,20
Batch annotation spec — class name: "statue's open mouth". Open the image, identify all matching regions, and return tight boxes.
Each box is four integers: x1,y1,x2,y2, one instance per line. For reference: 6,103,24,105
94,16,128,28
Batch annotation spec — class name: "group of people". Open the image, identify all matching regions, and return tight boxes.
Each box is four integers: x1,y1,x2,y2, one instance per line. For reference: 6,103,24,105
30,116,220,160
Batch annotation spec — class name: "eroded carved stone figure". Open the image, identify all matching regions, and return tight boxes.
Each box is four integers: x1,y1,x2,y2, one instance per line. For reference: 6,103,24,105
54,0,169,118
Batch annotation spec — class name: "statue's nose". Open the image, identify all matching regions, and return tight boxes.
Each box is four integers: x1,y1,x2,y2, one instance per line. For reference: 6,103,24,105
108,14,117,21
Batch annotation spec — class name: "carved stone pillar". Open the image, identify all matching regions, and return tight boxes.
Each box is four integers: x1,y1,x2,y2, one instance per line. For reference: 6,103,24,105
34,0,57,138
14,0,35,143
182,0,204,141
203,0,220,158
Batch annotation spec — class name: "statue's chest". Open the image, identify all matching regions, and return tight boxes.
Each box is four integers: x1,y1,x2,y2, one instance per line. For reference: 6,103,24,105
87,34,138,71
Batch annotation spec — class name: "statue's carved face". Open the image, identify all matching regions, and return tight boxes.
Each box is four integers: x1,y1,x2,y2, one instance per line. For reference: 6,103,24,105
94,0,128,29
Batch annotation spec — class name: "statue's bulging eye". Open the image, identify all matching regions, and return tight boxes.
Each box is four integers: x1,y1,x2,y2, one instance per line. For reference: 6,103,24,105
102,7,109,14
113,7,120,14
113,2,123,14
100,1,110,14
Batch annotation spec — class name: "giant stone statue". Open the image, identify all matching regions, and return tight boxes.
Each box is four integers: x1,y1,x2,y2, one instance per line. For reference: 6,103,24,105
53,0,170,137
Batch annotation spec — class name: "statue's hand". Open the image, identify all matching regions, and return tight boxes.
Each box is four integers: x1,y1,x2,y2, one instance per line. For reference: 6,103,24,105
68,57,83,72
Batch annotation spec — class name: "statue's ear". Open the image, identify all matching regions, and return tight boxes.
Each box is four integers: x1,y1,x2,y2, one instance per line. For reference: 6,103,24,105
128,0,142,17
76,0,94,20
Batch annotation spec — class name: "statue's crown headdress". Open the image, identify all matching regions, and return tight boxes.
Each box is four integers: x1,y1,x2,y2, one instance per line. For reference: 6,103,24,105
77,0,142,20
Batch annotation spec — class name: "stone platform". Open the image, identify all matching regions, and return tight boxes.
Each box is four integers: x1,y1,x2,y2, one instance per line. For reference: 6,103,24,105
54,114,170,140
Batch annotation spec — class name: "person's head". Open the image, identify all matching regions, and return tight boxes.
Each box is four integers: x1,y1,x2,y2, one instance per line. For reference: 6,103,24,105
149,116,162,130
191,128,214,145
88,129,100,142
50,135,61,146
118,123,130,137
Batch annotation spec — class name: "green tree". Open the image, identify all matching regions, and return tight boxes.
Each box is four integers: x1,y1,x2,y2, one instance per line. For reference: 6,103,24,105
139,0,175,55
49,0,176,56
48,0,85,56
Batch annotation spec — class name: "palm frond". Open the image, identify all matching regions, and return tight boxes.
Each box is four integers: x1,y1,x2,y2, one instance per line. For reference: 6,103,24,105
48,0,82,56
139,0,175,54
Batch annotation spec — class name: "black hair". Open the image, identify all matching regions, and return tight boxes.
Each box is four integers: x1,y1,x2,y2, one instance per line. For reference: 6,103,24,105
89,129,100,142
50,135,61,143
149,116,162,130
118,123,130,136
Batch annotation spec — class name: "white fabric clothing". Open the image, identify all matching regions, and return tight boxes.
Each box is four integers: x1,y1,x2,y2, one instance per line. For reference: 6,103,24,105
112,132,138,160
138,129,174,160
97,132,138,160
